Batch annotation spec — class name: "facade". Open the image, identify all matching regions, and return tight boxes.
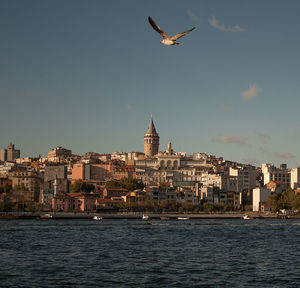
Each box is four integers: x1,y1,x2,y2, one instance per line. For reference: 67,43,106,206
113,165,135,180
262,164,290,186
9,169,41,202
72,163,112,183
266,181,288,194
252,187,271,212
48,146,72,162
7,143,20,161
144,115,159,157
42,165,68,210
96,198,124,210
0,149,7,162
0,143,20,162
290,167,300,189
103,187,128,199
52,193,98,212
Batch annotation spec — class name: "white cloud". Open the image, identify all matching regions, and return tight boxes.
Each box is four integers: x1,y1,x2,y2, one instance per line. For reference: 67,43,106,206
216,135,247,146
241,84,262,100
209,16,244,32
187,8,200,22
275,152,295,159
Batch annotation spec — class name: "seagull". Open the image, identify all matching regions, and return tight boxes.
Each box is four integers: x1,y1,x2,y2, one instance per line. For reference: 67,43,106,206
148,16,195,46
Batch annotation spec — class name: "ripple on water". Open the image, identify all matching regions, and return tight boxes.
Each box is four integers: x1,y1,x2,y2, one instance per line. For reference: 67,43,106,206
0,219,299,287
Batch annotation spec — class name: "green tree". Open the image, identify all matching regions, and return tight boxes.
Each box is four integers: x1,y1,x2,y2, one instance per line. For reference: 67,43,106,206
203,202,213,212
267,193,279,211
105,177,144,191
70,180,95,193
278,188,295,209
292,195,300,211
105,179,121,189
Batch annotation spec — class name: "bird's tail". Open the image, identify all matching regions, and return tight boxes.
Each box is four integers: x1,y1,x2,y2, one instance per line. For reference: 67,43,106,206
174,42,181,45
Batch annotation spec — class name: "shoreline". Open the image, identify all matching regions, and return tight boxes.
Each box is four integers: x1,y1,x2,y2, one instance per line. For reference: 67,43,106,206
1,212,299,220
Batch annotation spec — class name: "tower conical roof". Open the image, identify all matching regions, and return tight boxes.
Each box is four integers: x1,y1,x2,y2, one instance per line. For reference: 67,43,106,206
146,115,158,135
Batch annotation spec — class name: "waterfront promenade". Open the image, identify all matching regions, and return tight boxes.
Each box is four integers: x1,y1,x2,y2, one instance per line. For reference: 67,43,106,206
1,211,299,220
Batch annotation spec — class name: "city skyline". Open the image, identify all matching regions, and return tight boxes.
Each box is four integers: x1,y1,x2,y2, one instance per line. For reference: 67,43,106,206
1,0,300,167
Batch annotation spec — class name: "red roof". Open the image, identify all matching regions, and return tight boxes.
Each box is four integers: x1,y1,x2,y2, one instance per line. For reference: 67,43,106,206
54,193,98,199
268,181,286,185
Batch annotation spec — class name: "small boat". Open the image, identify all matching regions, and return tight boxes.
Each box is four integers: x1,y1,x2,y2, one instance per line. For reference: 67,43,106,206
142,214,149,220
160,216,170,220
93,216,102,221
243,215,251,220
177,217,189,220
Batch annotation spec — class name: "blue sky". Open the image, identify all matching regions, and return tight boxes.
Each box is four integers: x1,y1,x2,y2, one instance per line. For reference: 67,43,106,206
1,0,300,167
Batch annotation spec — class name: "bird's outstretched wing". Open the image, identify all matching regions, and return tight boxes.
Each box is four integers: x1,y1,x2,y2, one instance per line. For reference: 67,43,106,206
171,27,195,41
148,16,169,39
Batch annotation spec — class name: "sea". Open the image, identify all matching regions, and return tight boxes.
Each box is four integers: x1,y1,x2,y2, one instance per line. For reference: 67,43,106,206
0,218,299,288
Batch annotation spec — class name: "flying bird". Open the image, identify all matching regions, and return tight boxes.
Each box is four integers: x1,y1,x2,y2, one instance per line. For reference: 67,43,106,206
148,16,195,46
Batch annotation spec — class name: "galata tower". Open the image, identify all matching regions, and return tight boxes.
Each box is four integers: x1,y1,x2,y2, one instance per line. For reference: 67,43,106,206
144,115,159,157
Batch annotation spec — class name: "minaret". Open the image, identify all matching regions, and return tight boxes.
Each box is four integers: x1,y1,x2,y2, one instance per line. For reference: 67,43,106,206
53,176,59,196
166,141,173,155
144,115,159,157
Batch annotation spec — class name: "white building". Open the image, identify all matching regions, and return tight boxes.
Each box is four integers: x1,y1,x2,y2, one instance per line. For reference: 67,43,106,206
262,164,290,186
252,187,271,212
290,167,300,189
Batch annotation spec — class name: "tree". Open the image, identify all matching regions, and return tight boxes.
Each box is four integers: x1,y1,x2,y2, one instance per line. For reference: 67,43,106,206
105,179,122,189
267,193,279,211
70,180,95,193
267,188,296,212
278,188,295,209
203,202,213,212
105,177,144,191
292,195,300,211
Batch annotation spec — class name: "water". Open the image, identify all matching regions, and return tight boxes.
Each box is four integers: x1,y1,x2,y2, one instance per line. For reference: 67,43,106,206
0,219,299,287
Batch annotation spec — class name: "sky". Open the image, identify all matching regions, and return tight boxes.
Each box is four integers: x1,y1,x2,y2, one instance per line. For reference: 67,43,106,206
1,0,300,167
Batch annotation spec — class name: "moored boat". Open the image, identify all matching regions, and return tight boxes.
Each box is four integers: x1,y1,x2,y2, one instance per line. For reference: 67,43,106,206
177,217,189,220
142,214,149,220
243,215,251,220
93,216,102,221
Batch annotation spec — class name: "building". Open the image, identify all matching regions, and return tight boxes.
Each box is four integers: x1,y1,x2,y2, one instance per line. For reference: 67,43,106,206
0,149,7,162
262,164,290,186
9,169,41,202
52,193,99,212
72,163,112,183
113,165,135,180
7,143,20,161
0,162,15,177
144,115,159,157
252,187,271,212
42,165,68,210
290,167,300,189
266,181,288,194
95,198,124,210
0,143,20,162
103,187,129,199
48,146,72,162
